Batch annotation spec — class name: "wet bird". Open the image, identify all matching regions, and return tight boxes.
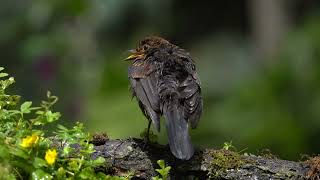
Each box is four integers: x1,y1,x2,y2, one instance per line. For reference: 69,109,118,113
126,36,202,160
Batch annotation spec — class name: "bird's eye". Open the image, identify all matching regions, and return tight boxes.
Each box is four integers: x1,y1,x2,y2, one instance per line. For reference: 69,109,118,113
192,65,196,70
143,45,149,51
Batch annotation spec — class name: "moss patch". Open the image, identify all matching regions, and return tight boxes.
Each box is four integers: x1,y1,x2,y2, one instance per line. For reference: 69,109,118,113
91,132,109,146
208,149,246,179
258,149,279,159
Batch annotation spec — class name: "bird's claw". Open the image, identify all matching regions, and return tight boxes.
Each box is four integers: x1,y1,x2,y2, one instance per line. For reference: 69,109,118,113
142,135,150,150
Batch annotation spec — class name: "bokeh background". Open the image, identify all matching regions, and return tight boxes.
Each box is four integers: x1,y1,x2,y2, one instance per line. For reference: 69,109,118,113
1,0,320,160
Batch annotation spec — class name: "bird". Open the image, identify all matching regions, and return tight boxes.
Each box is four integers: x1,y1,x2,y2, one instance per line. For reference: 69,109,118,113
125,36,202,160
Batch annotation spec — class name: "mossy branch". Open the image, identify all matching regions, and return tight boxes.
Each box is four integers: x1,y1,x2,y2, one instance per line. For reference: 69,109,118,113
92,138,314,180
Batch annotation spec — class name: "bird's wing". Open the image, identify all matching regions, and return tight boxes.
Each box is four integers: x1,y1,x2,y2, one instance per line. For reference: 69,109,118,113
128,60,161,131
174,48,203,129
180,75,202,129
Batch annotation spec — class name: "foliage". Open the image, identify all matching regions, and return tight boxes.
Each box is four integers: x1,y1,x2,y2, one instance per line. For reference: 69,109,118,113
0,67,128,179
152,160,171,180
222,140,235,151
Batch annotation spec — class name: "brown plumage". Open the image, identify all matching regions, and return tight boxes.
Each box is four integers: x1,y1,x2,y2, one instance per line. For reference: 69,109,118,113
126,36,202,160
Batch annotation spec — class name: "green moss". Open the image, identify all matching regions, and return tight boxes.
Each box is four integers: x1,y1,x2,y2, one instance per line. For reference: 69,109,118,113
208,149,246,179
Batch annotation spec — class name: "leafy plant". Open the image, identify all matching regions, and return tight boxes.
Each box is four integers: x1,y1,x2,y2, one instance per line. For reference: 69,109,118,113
0,67,130,179
222,140,236,151
152,160,171,180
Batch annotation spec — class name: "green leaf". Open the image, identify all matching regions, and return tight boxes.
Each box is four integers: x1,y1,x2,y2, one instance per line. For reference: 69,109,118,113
96,172,108,179
10,160,34,174
21,101,32,114
45,111,61,122
92,157,105,165
7,110,20,115
0,144,9,159
57,124,68,131
155,160,170,180
157,160,165,169
155,169,163,175
35,110,44,115
0,67,4,71
56,167,66,179
67,160,79,172
0,77,15,89
10,148,28,159
32,117,45,126
31,169,52,180
0,73,8,78
152,176,162,180
62,145,71,157
85,157,105,168
33,157,48,168
78,167,95,179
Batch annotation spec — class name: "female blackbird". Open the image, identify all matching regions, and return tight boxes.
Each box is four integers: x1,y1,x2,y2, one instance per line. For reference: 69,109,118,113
126,36,202,160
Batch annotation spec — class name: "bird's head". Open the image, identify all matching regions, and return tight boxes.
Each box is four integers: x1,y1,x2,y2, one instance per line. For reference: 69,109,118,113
125,36,170,61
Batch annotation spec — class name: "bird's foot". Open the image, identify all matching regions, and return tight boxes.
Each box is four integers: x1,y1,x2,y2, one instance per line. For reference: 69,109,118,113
140,121,157,150
142,135,150,149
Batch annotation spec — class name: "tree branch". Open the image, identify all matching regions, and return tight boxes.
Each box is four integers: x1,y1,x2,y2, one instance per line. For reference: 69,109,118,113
92,138,312,179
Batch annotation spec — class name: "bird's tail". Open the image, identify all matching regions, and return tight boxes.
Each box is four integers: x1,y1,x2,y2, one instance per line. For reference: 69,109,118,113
163,101,194,160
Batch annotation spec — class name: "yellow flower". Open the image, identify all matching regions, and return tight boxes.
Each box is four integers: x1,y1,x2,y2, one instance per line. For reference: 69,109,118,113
20,134,39,148
45,149,57,165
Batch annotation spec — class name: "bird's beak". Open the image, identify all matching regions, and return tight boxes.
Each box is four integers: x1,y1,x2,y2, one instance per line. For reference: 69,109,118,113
124,49,144,61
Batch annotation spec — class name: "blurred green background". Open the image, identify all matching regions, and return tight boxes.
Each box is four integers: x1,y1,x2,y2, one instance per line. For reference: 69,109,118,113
1,0,320,160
